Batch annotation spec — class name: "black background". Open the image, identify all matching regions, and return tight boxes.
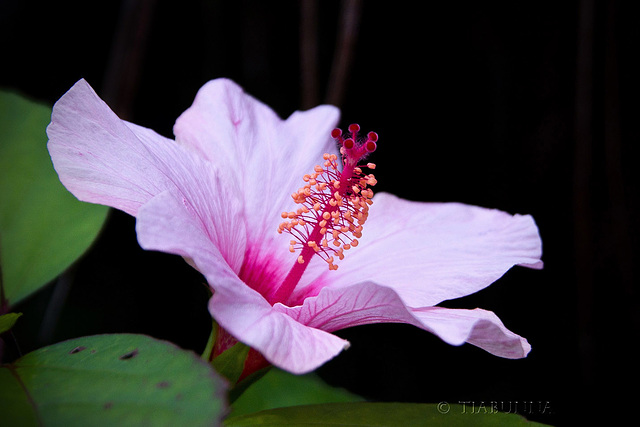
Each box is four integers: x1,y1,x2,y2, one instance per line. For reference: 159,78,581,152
2,1,639,425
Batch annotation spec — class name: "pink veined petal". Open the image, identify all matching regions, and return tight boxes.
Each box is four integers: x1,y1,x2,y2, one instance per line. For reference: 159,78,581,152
135,166,247,279
209,285,349,375
46,79,187,216
276,281,531,359
275,281,421,332
410,306,531,359
317,192,543,307
173,79,341,239
136,180,348,374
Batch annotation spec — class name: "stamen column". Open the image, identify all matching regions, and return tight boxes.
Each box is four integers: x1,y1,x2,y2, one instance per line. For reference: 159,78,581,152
269,124,378,305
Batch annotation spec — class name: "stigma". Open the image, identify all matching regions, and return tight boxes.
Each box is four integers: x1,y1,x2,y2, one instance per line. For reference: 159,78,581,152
278,124,378,271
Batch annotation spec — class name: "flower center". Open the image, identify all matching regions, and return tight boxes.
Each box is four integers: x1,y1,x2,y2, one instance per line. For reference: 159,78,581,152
267,124,378,305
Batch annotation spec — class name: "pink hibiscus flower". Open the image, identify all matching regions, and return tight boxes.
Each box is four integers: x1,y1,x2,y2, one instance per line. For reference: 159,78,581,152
47,78,542,378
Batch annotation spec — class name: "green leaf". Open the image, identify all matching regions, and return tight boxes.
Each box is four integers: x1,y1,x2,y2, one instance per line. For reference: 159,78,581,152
212,340,251,385
0,333,227,426
0,89,109,307
230,368,364,417
224,402,551,427
0,312,22,334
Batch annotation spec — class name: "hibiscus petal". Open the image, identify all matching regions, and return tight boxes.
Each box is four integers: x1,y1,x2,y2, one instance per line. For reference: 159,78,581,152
411,306,531,359
324,193,543,307
46,79,185,216
136,187,348,374
209,285,349,375
276,281,421,332
173,79,341,239
277,281,530,359
135,168,247,277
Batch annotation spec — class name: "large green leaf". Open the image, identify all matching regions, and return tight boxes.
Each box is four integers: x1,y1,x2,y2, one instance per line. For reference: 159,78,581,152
224,402,550,426
0,333,227,426
230,368,363,417
0,89,109,307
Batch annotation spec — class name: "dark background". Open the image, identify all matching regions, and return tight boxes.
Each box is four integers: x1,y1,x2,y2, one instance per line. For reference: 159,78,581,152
2,1,639,425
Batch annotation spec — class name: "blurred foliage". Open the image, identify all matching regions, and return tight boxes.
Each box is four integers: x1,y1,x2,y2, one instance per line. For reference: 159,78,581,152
224,402,551,426
0,312,22,334
0,89,109,307
230,367,364,417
